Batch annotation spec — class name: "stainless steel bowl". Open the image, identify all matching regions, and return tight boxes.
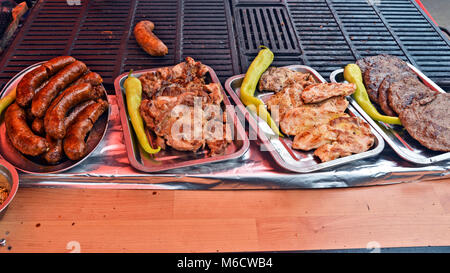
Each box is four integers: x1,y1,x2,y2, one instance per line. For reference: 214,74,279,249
0,158,19,219
0,62,111,174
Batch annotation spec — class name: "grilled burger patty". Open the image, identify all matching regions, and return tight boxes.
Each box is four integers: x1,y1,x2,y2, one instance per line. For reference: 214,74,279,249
356,54,449,153
387,76,434,115
399,93,450,152
362,54,413,103
355,55,380,76
377,70,415,117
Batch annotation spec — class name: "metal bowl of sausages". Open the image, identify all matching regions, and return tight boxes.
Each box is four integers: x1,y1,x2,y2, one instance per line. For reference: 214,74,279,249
0,158,19,219
0,56,110,174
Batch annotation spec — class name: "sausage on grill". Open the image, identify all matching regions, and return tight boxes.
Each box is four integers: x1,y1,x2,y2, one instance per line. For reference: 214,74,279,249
63,100,108,160
134,20,168,56
31,60,88,118
5,103,49,156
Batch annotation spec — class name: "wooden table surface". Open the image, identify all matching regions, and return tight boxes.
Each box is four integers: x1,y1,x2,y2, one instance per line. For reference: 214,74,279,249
0,178,449,253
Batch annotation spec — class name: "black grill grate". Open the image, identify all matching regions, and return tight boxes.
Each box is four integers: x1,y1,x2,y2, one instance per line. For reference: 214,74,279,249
287,0,355,78
236,6,300,54
377,0,450,87
122,0,179,73
0,0,239,89
70,0,132,83
0,0,83,83
0,0,449,91
233,3,304,70
180,0,239,82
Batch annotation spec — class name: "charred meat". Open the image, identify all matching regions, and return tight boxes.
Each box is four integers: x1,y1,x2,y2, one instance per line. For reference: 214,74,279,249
139,57,231,155
399,93,450,152
258,67,316,93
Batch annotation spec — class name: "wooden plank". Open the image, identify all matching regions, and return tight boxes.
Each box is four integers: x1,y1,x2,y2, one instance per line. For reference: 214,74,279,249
256,214,450,251
0,179,449,252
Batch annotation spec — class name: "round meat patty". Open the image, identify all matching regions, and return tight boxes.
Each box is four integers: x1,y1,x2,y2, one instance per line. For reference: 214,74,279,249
355,55,382,76
377,70,416,117
399,93,450,152
363,55,412,103
387,76,434,115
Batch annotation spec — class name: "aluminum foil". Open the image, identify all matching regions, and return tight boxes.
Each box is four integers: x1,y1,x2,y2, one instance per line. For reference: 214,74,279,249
17,95,450,189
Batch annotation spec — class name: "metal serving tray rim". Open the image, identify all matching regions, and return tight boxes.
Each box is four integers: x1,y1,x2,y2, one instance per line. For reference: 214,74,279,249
329,64,450,165
0,62,111,174
225,64,385,173
114,65,250,173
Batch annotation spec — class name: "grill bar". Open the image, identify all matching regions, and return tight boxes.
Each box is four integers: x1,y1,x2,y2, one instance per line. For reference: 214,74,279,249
0,0,449,91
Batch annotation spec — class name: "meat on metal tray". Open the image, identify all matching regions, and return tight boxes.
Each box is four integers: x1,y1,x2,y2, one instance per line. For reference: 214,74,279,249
225,65,385,173
114,66,250,173
330,64,450,165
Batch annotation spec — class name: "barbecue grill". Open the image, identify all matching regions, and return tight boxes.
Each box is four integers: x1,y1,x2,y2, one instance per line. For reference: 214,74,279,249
0,0,449,190
0,0,449,91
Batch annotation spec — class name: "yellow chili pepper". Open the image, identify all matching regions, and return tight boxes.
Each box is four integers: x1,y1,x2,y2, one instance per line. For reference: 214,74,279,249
0,86,16,117
124,70,161,154
240,46,283,136
344,64,402,125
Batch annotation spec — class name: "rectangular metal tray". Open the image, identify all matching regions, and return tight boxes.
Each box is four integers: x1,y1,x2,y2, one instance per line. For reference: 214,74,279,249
330,64,450,165
114,66,249,173
224,65,385,173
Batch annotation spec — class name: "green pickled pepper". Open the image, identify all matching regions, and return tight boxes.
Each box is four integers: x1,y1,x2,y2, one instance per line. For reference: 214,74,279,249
240,46,283,137
124,71,161,154
344,64,402,125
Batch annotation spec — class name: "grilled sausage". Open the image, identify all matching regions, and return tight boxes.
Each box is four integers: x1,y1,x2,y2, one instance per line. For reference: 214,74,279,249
16,65,48,107
16,56,76,107
5,103,49,156
70,71,103,87
45,71,104,130
31,60,88,118
64,100,97,130
44,135,63,164
43,56,76,75
44,83,103,139
31,118,45,136
63,100,108,160
45,100,97,164
134,20,168,56
25,107,35,122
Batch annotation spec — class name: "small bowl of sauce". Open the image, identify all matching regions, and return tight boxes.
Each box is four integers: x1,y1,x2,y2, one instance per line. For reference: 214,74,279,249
0,159,19,219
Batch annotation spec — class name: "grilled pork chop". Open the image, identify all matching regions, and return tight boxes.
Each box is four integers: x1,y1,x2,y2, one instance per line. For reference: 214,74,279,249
259,67,316,93
313,117,375,162
301,83,355,104
140,93,229,154
139,57,231,155
139,56,209,99
265,79,305,119
260,66,375,162
280,96,349,136
292,123,338,151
